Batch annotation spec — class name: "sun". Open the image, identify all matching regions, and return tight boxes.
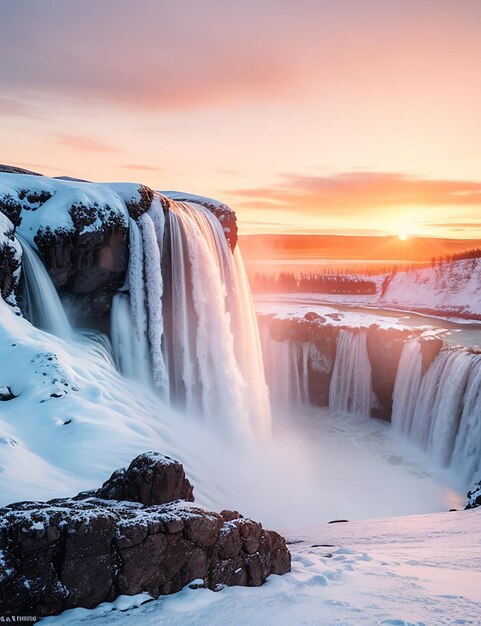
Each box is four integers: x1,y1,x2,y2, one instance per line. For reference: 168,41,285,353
398,233,408,241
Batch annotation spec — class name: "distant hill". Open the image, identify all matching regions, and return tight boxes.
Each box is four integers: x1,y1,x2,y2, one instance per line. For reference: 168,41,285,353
239,234,481,262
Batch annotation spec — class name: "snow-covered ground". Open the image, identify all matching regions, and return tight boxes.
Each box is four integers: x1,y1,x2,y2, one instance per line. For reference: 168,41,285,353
43,508,481,626
0,298,463,528
254,293,481,349
252,256,481,320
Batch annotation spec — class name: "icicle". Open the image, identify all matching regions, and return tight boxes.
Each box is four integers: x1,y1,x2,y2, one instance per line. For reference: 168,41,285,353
139,211,168,396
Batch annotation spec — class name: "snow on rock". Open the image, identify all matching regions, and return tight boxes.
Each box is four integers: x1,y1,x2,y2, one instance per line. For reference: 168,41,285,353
0,211,21,304
92,451,195,505
466,480,481,509
0,453,290,618
162,191,238,250
39,508,481,626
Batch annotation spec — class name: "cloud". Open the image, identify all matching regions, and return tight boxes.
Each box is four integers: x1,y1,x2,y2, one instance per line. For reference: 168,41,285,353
0,1,299,113
120,164,162,172
56,134,120,153
228,171,481,216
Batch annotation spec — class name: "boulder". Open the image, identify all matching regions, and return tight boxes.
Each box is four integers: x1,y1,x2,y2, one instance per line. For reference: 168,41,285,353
0,452,291,618
93,451,195,505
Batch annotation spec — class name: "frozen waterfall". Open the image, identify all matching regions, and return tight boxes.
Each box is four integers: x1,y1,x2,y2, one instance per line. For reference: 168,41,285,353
111,195,271,441
18,235,72,340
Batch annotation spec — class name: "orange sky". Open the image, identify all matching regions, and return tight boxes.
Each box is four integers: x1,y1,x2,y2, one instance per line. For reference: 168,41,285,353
1,0,481,239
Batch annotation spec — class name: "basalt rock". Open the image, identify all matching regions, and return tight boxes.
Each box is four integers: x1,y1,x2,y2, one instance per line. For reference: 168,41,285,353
466,481,481,509
92,452,195,505
0,452,290,618
0,171,238,325
420,335,443,374
367,325,414,420
261,314,339,406
0,213,21,304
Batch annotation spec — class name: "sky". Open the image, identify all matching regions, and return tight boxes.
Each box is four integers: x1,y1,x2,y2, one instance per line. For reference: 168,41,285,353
1,0,481,238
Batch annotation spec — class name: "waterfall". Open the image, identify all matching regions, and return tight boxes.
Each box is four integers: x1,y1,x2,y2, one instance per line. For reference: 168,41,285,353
450,356,481,484
18,235,72,339
259,323,309,410
329,329,372,416
392,340,481,486
391,340,422,434
111,195,271,441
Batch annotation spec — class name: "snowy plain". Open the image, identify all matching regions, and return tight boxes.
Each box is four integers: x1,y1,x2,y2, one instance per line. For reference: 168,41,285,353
43,508,481,626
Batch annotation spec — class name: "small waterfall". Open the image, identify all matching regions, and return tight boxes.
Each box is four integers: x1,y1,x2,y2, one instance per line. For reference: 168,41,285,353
392,340,481,486
450,357,481,484
391,340,422,434
329,329,372,416
259,323,309,410
18,235,72,339
111,195,271,441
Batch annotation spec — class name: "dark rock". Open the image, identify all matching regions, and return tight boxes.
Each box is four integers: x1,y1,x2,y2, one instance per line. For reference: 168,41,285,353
125,185,154,220
367,325,415,420
0,385,15,401
304,311,326,323
0,453,290,618
465,481,481,509
94,452,195,505
420,335,443,374
328,519,349,524
261,315,339,406
0,221,21,303
0,164,43,176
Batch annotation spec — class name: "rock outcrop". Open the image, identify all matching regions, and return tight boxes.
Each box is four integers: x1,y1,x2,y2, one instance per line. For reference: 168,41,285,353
0,212,21,304
465,481,481,509
367,325,413,420
262,314,339,406
0,452,291,618
0,170,239,324
260,314,439,420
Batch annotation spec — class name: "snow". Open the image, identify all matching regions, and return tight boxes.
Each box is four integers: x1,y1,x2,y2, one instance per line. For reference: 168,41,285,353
0,173,136,246
253,257,481,321
255,295,422,331
380,259,481,317
42,508,481,626
161,191,231,213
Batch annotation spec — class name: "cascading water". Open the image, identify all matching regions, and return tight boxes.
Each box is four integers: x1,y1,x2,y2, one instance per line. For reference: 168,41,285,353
259,323,309,410
111,195,271,441
17,235,72,340
391,340,422,434
329,329,372,416
392,340,481,486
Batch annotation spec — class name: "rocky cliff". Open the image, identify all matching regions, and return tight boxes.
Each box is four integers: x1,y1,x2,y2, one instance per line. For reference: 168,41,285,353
0,167,238,327
0,452,290,618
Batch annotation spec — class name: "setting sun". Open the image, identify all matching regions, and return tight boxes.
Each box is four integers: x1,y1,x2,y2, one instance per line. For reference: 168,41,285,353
399,233,408,241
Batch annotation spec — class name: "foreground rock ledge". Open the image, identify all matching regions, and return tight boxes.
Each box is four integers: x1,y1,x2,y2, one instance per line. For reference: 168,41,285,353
0,452,291,618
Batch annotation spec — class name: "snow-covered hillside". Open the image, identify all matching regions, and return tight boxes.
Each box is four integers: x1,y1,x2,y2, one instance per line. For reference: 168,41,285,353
380,257,481,318
44,508,481,626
